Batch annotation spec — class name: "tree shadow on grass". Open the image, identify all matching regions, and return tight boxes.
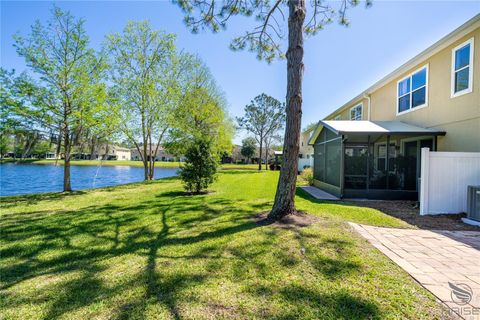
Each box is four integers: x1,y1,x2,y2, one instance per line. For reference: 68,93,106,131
279,285,380,319
0,189,262,320
0,190,87,209
1,184,373,319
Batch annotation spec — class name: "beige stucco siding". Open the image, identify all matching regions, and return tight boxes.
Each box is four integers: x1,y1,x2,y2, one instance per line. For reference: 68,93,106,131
369,29,480,151
299,131,314,157
327,98,369,120
436,118,480,152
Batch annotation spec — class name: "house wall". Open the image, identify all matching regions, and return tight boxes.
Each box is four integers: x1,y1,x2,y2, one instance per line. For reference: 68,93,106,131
299,130,314,158
115,149,131,161
327,98,369,120
324,26,480,152
130,147,177,161
371,29,480,152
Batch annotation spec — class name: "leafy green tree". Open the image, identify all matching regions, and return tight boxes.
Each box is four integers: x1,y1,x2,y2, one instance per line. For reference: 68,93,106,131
0,133,11,158
13,6,106,191
237,94,285,170
175,0,369,218
31,140,52,157
241,137,256,164
166,54,234,157
180,137,218,193
0,69,56,159
105,21,177,180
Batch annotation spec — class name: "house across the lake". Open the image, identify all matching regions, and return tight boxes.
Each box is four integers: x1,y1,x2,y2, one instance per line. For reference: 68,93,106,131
130,145,181,162
309,14,479,200
74,145,131,161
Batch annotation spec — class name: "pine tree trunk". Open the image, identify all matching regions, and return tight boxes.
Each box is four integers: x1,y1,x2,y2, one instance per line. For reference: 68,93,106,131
268,0,305,220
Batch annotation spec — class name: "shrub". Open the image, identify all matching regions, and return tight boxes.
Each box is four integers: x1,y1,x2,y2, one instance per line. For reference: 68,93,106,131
300,167,314,186
180,138,218,193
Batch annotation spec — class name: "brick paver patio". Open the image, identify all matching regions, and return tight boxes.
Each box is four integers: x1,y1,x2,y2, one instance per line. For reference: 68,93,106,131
349,223,480,320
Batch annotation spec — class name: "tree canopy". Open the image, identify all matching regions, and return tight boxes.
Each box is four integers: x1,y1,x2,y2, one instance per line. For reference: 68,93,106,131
12,6,107,190
105,20,178,180
241,136,257,163
237,93,285,170
165,54,234,157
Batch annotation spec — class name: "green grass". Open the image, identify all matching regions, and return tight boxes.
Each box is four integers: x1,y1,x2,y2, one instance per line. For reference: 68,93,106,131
0,171,446,319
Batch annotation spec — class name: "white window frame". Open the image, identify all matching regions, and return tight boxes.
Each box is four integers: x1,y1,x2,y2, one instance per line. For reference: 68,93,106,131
349,103,362,120
396,64,429,116
451,37,474,98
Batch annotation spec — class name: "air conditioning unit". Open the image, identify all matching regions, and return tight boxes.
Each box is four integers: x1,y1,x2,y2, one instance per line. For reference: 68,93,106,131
467,185,480,222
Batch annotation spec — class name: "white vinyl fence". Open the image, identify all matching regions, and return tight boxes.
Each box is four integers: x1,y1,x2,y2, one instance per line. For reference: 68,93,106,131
420,148,480,215
298,157,313,172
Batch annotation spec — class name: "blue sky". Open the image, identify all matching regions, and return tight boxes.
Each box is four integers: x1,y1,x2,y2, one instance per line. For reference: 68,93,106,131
1,1,479,144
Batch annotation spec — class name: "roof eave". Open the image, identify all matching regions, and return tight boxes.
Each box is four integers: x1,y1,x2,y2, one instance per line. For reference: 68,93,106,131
340,130,446,136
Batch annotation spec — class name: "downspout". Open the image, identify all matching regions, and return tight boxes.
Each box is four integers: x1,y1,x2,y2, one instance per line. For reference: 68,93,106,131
363,93,371,121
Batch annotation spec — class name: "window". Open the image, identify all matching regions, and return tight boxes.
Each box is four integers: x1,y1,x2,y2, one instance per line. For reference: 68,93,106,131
376,143,396,171
350,104,362,120
397,65,428,114
334,115,341,120
451,38,474,97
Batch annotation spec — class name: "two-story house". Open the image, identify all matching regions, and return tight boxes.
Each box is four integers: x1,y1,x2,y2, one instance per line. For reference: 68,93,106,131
308,14,479,200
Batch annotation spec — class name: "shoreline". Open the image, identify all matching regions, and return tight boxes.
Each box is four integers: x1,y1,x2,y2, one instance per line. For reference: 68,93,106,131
0,159,180,168
0,159,262,170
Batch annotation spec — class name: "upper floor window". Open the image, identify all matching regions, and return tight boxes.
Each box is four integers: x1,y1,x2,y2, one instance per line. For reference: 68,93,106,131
397,65,428,114
350,104,362,120
451,38,474,98
334,115,341,120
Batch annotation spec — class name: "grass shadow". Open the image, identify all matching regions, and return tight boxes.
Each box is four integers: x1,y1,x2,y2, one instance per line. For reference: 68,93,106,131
279,285,380,319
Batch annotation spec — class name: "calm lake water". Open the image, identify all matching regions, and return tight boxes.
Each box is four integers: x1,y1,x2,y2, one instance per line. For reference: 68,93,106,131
0,163,178,196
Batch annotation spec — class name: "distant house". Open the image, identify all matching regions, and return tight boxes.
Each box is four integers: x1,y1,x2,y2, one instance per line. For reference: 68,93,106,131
309,15,479,200
130,145,181,162
45,152,57,159
74,145,131,161
299,129,314,160
297,129,315,172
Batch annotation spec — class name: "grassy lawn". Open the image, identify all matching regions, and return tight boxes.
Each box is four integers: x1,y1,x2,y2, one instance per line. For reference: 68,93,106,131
0,170,447,319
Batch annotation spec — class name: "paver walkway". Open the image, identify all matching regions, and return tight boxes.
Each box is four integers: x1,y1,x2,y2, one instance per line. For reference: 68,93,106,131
349,223,480,320
299,186,339,200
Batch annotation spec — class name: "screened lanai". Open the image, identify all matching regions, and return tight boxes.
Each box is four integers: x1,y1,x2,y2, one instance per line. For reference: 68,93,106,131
309,121,446,200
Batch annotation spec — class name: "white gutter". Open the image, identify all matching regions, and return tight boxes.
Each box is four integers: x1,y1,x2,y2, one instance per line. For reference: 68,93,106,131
363,93,371,121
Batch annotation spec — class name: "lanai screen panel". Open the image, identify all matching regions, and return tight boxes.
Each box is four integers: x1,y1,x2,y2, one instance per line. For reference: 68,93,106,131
314,128,342,187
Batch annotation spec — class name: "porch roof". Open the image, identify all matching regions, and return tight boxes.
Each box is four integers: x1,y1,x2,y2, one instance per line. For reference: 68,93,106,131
308,120,446,145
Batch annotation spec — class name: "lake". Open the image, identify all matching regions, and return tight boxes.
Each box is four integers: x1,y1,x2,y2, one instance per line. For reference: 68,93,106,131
0,163,178,196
